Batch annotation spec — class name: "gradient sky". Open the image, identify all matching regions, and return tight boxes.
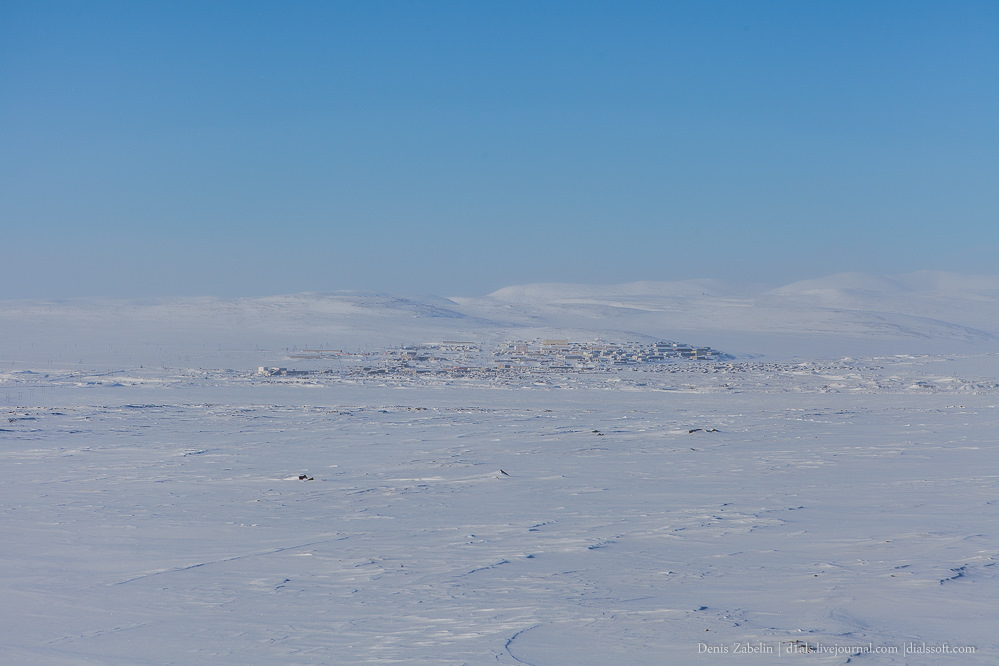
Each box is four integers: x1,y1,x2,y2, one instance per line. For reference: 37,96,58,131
2,1,997,298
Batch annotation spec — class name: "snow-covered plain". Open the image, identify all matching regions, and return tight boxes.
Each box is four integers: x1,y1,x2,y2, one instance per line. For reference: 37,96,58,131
1,272,997,664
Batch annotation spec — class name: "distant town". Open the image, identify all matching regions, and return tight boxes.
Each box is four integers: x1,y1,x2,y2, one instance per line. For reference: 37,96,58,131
258,338,726,378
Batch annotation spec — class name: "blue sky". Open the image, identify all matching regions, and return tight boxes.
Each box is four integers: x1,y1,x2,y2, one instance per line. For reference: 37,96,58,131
2,1,996,298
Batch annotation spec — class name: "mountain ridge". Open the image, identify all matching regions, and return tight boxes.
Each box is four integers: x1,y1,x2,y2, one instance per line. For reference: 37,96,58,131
1,271,996,364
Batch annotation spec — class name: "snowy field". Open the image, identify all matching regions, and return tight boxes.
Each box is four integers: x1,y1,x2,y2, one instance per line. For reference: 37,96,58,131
2,273,997,664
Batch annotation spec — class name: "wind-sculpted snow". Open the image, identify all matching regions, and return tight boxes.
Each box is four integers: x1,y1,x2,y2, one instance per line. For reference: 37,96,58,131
1,274,997,662
1,354,998,664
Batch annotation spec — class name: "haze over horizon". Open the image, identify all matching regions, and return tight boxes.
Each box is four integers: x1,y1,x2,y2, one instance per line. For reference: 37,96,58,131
3,1,996,299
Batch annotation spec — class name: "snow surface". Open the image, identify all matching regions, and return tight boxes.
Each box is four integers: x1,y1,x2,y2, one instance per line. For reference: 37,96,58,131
1,272,997,664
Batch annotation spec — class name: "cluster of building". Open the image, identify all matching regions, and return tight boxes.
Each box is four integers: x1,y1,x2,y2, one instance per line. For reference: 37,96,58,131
254,339,723,380
357,341,482,376
491,339,718,372
256,367,311,377
257,339,727,377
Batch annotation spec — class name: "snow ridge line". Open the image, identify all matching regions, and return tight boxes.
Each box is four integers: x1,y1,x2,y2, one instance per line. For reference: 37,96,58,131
504,623,542,665
112,536,348,585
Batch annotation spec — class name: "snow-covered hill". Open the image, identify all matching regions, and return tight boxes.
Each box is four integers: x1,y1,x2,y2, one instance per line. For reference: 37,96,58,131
1,272,996,368
457,271,999,357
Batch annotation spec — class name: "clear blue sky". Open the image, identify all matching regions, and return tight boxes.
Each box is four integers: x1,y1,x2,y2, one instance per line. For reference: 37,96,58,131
2,0,996,298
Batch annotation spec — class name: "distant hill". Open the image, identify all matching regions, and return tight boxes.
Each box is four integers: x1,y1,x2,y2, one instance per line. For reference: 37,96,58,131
1,272,996,366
